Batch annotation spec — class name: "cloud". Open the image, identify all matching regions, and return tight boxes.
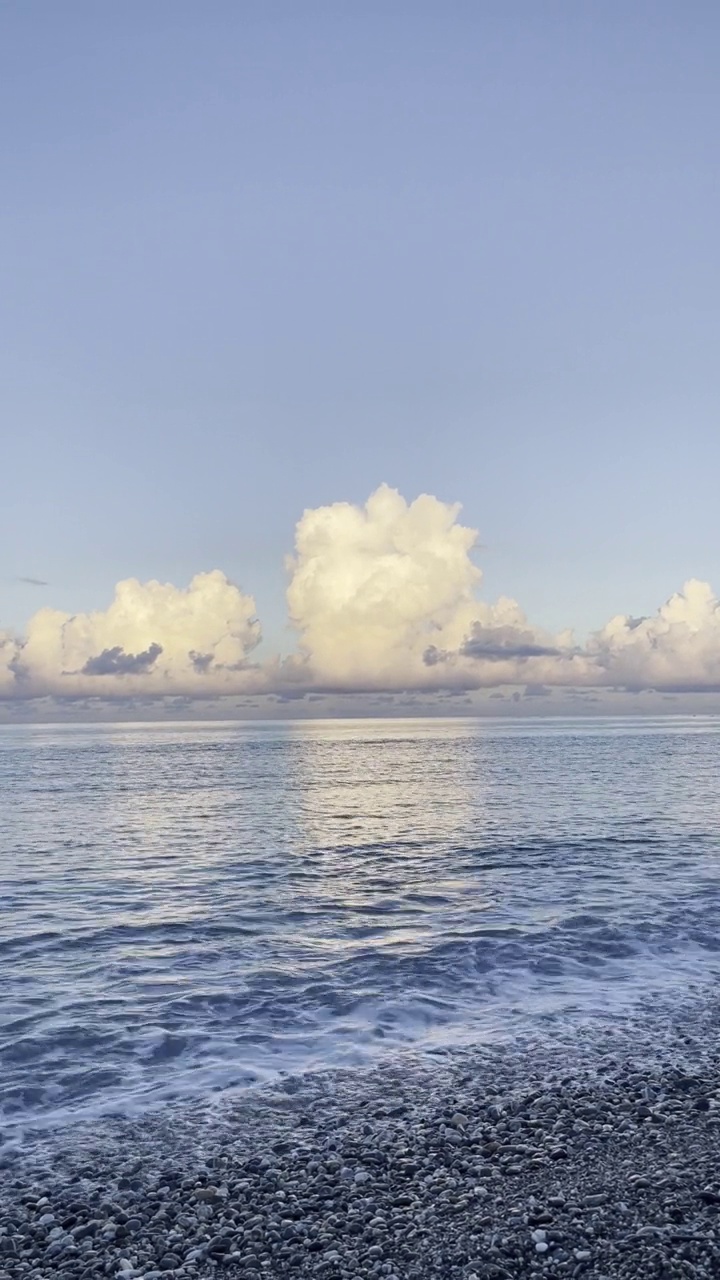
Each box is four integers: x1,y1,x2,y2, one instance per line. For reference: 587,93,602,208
284,484,572,691
589,579,720,692
0,633,20,692
189,651,214,674
283,488,720,697
460,628,561,661
5,571,262,698
285,484,481,686
4,486,720,709
17,576,49,587
82,642,163,676
524,683,552,698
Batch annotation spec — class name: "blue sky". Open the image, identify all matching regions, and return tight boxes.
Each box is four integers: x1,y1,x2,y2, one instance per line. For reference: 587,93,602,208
2,1,719,667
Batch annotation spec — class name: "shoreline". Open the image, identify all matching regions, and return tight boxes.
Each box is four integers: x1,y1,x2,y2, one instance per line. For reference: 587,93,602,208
3,1007,720,1278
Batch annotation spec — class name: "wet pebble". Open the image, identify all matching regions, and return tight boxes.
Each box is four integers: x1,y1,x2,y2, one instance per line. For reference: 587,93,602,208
5,1027,720,1278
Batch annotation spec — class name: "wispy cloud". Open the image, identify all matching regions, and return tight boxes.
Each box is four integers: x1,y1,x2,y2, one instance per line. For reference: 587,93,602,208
17,576,49,587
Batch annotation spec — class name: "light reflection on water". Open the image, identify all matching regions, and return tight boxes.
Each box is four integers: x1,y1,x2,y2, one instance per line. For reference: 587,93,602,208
2,716,720,1138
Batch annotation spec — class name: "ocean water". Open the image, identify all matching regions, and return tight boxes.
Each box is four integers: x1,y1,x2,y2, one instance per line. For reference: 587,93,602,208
2,716,720,1146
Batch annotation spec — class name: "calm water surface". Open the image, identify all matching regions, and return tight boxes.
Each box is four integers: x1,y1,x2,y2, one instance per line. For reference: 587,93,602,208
2,717,720,1141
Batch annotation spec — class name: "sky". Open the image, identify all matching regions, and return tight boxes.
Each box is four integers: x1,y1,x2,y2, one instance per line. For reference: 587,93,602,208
2,2,720,718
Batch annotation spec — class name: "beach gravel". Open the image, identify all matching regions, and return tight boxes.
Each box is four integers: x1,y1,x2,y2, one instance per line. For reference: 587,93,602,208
3,1024,720,1279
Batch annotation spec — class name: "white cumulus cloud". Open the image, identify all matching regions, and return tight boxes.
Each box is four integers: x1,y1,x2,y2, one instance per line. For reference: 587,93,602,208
0,632,20,692
10,571,262,698
284,484,573,690
589,579,720,691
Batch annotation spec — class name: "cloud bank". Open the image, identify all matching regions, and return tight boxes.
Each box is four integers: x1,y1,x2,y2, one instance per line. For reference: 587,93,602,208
3,485,720,706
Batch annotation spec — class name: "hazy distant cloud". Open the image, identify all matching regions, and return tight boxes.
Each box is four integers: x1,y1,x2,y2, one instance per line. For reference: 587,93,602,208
82,642,163,676
17,576,49,587
4,486,720,709
653,683,720,694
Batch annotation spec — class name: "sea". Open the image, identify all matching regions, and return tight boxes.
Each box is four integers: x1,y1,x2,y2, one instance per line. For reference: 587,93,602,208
2,716,720,1151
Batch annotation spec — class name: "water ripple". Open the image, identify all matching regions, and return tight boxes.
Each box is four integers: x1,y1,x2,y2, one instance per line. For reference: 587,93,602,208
2,716,720,1141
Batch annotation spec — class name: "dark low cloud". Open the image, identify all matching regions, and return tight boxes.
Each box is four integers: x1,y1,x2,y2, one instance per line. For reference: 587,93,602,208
461,636,560,661
8,652,29,679
423,645,447,666
524,683,552,698
425,624,561,668
187,651,259,675
190,651,214,673
81,642,163,676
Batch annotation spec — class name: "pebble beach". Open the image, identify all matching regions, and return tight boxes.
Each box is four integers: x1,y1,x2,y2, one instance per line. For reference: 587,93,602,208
5,721,720,1278
4,1007,720,1280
